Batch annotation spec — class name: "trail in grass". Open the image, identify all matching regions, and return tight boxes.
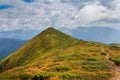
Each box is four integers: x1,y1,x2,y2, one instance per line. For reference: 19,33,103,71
105,53,120,80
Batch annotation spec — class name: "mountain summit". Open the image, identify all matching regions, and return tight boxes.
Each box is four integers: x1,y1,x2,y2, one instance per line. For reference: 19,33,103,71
0,27,119,80
0,27,78,71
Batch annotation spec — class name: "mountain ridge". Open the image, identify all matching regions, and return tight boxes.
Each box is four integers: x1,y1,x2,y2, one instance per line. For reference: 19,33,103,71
1,27,120,44
0,27,78,71
0,27,120,80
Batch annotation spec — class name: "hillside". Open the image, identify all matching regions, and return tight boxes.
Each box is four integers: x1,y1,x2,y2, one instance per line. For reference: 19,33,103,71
110,43,120,47
0,38,27,59
0,27,120,80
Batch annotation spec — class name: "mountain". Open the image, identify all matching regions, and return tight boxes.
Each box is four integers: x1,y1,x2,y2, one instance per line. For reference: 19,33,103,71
62,27,120,44
0,38,27,59
0,27,78,70
0,27,120,80
1,27,120,44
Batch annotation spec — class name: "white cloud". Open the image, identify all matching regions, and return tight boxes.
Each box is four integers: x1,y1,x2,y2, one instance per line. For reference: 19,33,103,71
73,1,107,25
0,0,120,31
108,0,120,19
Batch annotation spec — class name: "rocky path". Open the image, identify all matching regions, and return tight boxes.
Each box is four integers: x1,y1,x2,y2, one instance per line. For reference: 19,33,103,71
110,66,120,80
105,53,120,80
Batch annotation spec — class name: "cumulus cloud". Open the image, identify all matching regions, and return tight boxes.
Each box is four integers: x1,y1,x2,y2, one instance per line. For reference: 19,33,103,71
75,1,108,25
108,0,120,20
0,0,120,31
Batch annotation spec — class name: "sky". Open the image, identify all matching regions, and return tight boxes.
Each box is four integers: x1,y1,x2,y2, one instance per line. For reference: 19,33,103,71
0,0,120,31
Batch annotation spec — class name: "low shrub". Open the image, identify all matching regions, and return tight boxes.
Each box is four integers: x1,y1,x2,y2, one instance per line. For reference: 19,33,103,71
101,52,107,56
32,72,50,80
56,65,70,72
110,55,120,66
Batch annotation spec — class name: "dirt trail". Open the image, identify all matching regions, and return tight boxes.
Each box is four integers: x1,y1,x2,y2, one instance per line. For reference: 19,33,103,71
105,53,120,80
110,64,120,80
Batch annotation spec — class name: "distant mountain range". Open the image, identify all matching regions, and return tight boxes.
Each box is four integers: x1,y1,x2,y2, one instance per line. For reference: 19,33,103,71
0,27,120,44
0,27,119,80
62,27,120,44
0,38,27,59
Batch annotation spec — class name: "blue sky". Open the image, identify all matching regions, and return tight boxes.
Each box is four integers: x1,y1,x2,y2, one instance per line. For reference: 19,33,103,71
0,5,13,9
0,0,120,31
23,0,35,2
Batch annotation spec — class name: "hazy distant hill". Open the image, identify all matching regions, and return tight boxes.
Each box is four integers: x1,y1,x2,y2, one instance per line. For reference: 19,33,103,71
0,30,39,40
0,38,27,59
62,27,120,44
0,27,120,80
110,43,120,47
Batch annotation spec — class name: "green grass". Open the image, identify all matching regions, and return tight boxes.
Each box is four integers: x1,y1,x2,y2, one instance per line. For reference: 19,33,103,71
31,71,113,80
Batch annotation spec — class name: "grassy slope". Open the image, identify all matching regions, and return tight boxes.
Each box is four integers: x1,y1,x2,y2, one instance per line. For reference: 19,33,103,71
0,27,78,71
108,46,120,66
0,27,119,80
